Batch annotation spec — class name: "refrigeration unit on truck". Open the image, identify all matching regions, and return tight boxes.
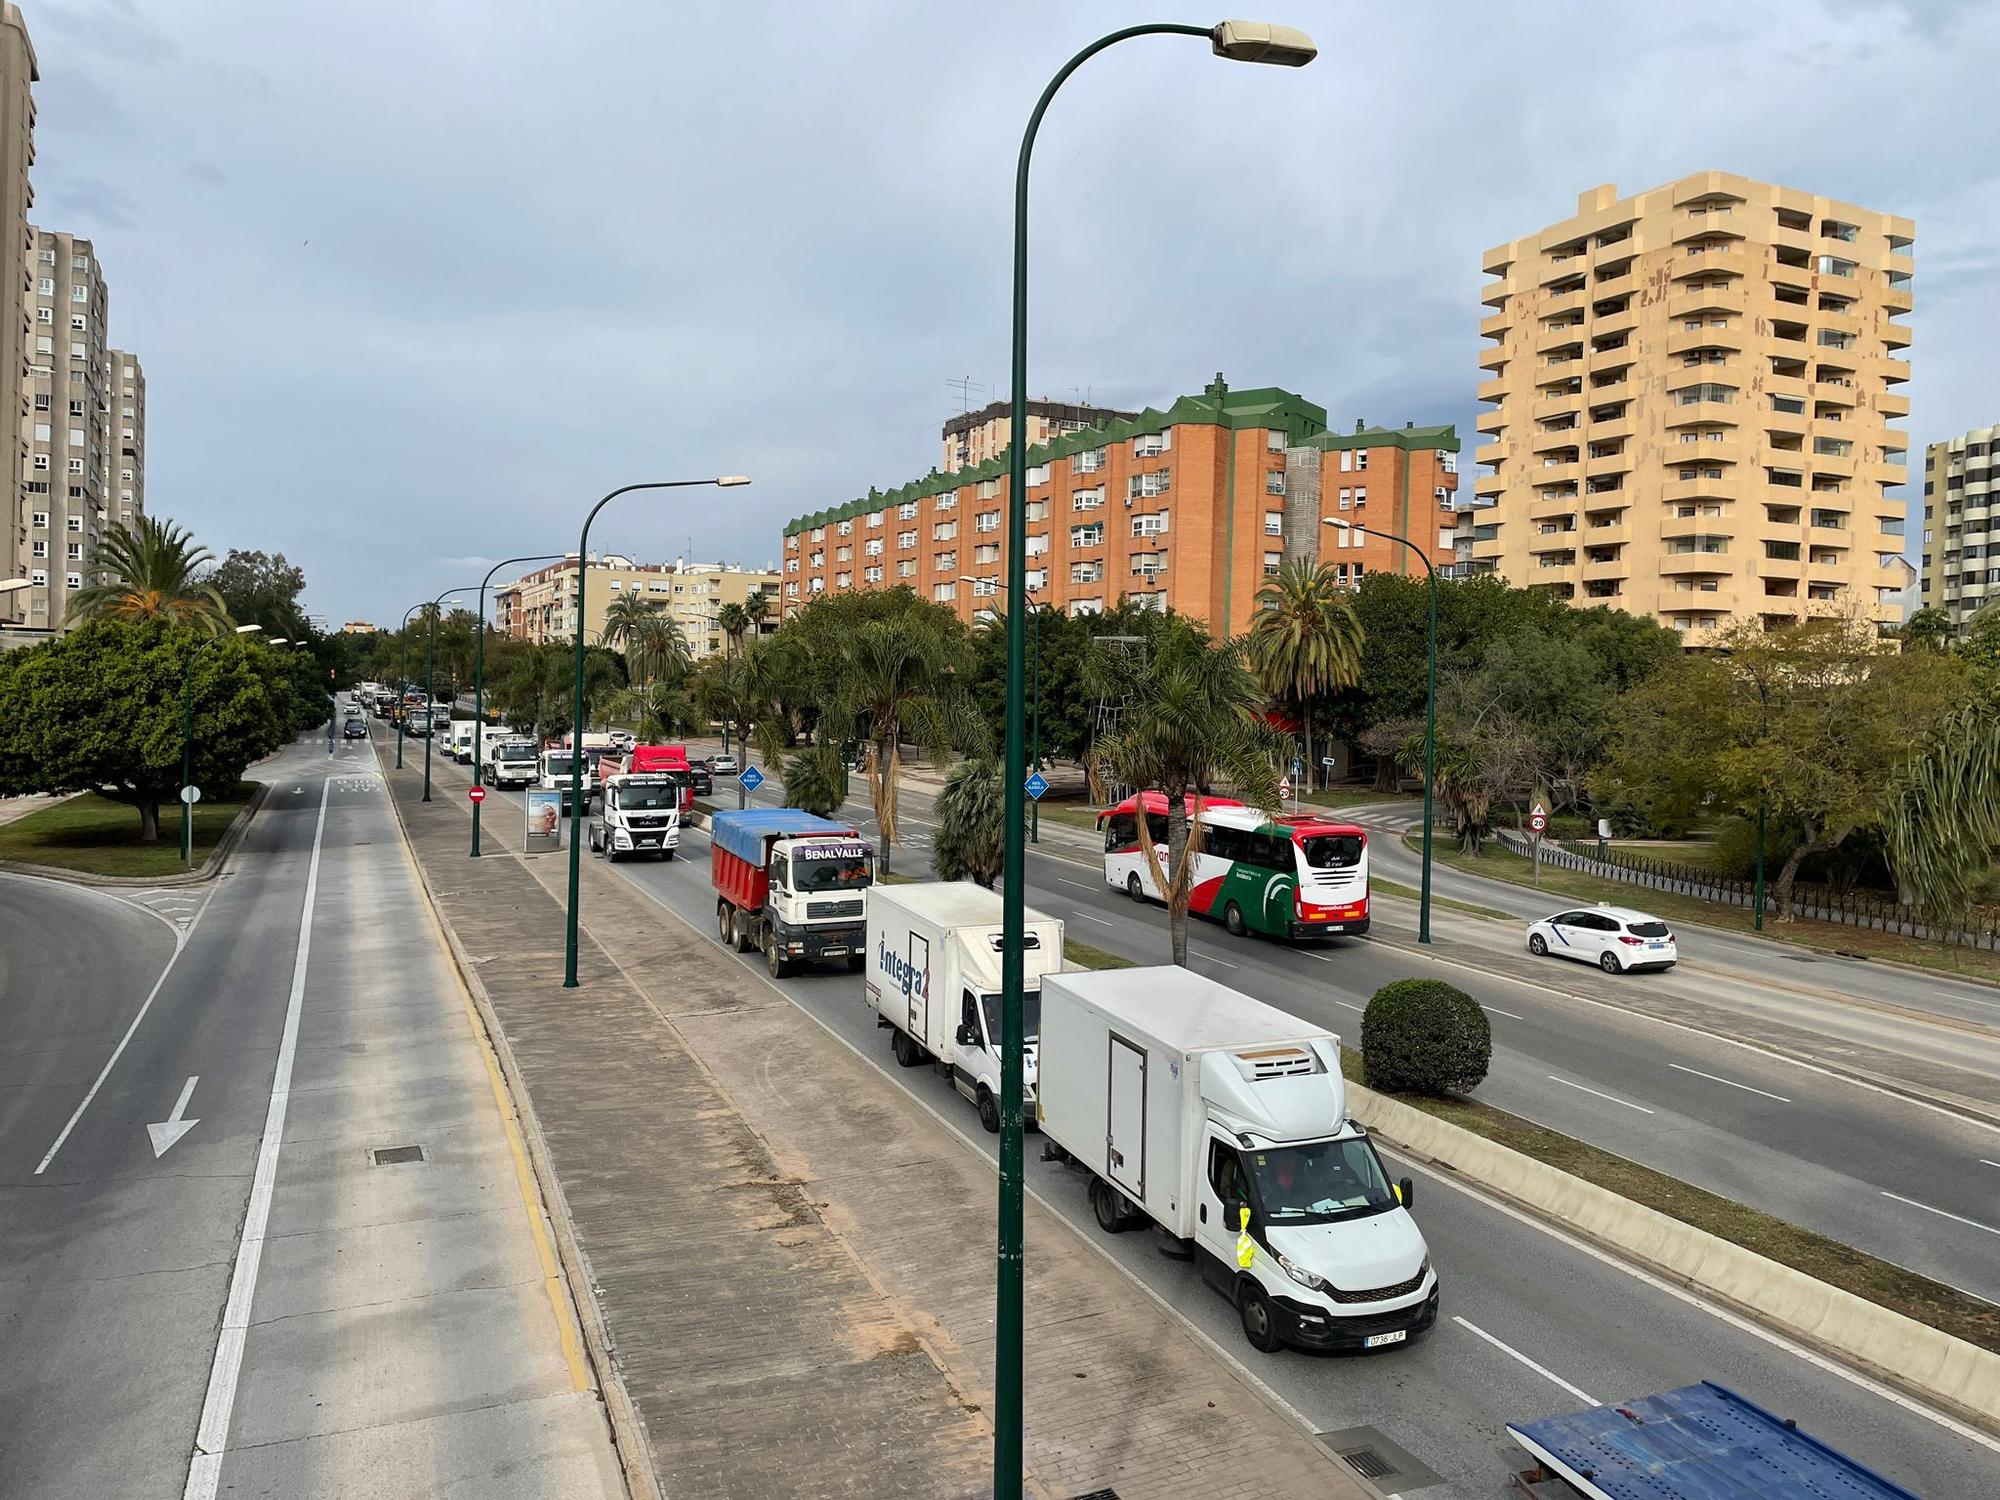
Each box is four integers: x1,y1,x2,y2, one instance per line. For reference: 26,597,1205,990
865,882,1065,1133
586,773,681,862
1037,966,1437,1354
710,807,874,978
481,737,539,788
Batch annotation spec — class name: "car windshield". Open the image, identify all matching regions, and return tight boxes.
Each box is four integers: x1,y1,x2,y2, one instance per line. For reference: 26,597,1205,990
1245,1137,1398,1224
1627,920,1671,938
1299,834,1363,869
792,850,873,891
612,784,677,812
977,992,1041,1045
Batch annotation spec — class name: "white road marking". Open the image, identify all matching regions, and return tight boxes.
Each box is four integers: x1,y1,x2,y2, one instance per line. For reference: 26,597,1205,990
1879,1190,2000,1238
1981,1159,2000,1170
1076,913,1116,927
1056,877,1097,891
1192,953,1237,969
146,1075,202,1157
1480,1004,1524,1020
1667,1062,1791,1103
1547,1075,1654,1114
1451,1316,1598,1405
1334,1000,1364,1013
182,776,330,1500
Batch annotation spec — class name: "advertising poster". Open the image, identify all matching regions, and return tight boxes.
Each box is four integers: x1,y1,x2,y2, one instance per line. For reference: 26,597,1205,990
524,788,564,853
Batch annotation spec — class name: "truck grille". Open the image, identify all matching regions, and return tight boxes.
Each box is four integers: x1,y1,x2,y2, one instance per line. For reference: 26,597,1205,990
628,815,672,829
808,897,865,920
1325,1268,1427,1305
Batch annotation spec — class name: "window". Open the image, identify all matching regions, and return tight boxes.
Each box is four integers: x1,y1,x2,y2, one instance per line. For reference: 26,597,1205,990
897,559,916,578
864,537,883,556
72,255,88,272
898,530,917,549
1130,551,1165,575
70,285,87,303
1338,488,1351,510
1265,471,1285,495
864,565,883,584
837,519,852,535
1356,449,1369,470
1264,511,1283,536
31,393,47,411
1072,487,1106,511
33,306,49,323
1133,432,1170,457
68,429,83,447
1353,486,1366,508
932,582,957,603
973,543,1000,564
66,541,81,561
29,510,46,528
29,570,46,586
65,514,81,532
1815,255,1856,278
933,494,957,511
934,551,957,572
1673,382,1736,405
970,577,998,599
976,479,1000,500
1071,523,1104,547
867,511,883,528
35,277,51,296
1025,533,1048,556
36,249,51,264
834,545,851,562
811,527,824,541
34,335,50,354
1070,597,1103,617
1263,551,1282,576
785,557,799,573
68,399,83,417
1266,429,1286,452
932,520,957,541
1027,463,1050,486
899,501,919,520
70,314,85,331
30,539,45,557
31,454,48,471
786,534,799,551
976,511,1000,533
1071,560,1104,584
32,422,48,441
65,572,81,590
835,572,852,589
1339,449,1354,472
1128,471,1170,499
1025,500,1049,522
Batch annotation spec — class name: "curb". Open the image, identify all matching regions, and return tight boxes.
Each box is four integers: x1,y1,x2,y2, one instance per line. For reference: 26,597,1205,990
1348,1081,2000,1439
0,782,269,888
378,770,662,1500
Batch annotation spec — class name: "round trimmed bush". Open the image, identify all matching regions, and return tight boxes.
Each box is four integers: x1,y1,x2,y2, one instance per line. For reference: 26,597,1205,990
1359,978,1491,1096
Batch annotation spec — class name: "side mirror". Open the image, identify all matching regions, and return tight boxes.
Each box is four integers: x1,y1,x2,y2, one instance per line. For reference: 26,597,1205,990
955,1024,980,1048
1397,1176,1415,1209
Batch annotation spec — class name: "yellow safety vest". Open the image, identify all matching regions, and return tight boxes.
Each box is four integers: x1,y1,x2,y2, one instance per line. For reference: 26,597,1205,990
1236,1205,1256,1269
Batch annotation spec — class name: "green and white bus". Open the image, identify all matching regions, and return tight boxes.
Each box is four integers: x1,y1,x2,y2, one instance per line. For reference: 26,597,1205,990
1098,793,1370,941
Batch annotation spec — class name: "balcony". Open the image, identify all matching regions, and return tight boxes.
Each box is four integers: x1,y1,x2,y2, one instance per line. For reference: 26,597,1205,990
1759,556,1804,581
1882,319,1911,350
1668,285,1744,321
1581,557,1628,582
1582,521,1629,546
1666,400,1738,430
1883,357,1911,385
1667,326,1744,358
1474,472,1506,500
1540,288,1586,320
1592,306,1638,340
1661,548,1732,574
1529,491,1580,519
1663,475,1739,504
1531,458,1580,485
1478,345,1509,372
1585,451,1632,480
1532,390,1584,423
1476,407,1507,437
1477,376,1506,405
1812,378,1857,408
1664,581,1741,613
1817,308,1862,339
1481,275,1514,310
1536,322,1586,355
1475,440,1510,469
1480,310,1510,340
1883,285,1914,314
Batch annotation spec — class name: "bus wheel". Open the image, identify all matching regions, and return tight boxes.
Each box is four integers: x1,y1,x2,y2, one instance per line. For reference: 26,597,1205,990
1223,902,1247,937
1126,873,1145,902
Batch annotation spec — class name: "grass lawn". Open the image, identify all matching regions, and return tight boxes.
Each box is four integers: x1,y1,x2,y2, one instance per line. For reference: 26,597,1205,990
0,785,259,878
1339,1050,2000,1355
1034,802,1103,834
1408,831,2000,985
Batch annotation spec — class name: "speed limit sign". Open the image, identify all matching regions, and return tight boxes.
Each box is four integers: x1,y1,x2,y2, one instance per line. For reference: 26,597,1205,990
1528,800,1548,836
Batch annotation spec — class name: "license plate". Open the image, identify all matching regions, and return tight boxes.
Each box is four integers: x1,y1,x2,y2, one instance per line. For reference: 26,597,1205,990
823,947,847,958
1364,1330,1407,1348
1648,941,1668,949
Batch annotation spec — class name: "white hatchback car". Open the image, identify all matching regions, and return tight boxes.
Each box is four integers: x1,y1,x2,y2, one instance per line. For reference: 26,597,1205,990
1526,905,1677,974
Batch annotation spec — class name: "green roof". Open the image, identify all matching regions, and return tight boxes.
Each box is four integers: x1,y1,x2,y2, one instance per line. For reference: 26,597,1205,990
784,374,1438,537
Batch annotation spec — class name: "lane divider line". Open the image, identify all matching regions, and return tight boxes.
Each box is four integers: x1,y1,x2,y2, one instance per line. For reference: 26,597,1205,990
181,776,329,1500
1878,1190,2000,1239
1547,1074,1655,1114
1451,1315,1598,1406
1667,1062,1791,1104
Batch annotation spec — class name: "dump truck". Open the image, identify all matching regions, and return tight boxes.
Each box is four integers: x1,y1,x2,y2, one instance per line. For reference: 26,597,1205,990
709,807,874,977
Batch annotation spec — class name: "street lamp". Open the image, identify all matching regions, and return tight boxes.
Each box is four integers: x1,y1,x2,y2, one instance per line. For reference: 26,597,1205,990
1326,517,1436,944
563,476,750,988
994,22,1314,1494
472,554,565,856
963,574,1047,845
395,602,426,770
183,623,263,866
423,590,470,802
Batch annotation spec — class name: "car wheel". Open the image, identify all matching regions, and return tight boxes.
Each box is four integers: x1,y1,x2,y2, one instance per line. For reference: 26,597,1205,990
1090,1178,1131,1234
1598,949,1621,974
1223,902,1246,937
1237,1282,1285,1354
1528,933,1548,957
765,941,789,980
1126,873,1145,902
977,1088,1000,1134
891,1028,923,1068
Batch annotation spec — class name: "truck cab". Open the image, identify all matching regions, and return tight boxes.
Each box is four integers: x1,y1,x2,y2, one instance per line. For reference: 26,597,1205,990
538,748,586,808
447,720,478,763
709,809,875,977
483,737,538,787
588,774,682,861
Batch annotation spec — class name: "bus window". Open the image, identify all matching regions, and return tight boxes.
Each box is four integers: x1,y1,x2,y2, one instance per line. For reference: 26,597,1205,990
1249,833,1291,873
1104,813,1137,851
1204,824,1245,863
1300,834,1363,869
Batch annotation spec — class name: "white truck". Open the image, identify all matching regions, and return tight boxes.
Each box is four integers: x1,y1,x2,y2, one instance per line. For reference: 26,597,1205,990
447,719,478,763
1037,966,1438,1355
586,772,681,861
481,736,539,788
865,883,1065,1133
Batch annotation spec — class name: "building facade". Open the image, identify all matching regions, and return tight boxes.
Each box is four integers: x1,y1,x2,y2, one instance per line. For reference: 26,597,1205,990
1921,427,2000,629
501,555,676,646
658,560,780,660
0,5,33,639
942,397,1138,472
1470,172,1914,637
783,375,1458,633
109,348,142,528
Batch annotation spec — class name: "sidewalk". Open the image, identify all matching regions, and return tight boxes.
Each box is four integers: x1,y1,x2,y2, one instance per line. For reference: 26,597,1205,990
381,753,1373,1497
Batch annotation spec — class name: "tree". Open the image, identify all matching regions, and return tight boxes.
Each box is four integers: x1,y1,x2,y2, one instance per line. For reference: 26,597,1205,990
1455,628,1615,817
932,759,1008,887
66,517,229,634
0,619,293,839
606,680,697,741
1358,716,1418,794
1898,605,1953,654
207,549,309,639
491,643,623,742
1883,688,2000,930
716,600,748,656
742,588,771,635
1247,559,1362,793
1086,615,1280,966
1360,979,1490,1095
1597,616,1967,919
601,593,658,675
781,740,849,818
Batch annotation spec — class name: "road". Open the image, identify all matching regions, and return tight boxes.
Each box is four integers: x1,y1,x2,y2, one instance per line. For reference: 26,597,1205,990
0,731,618,1499
421,741,1996,1499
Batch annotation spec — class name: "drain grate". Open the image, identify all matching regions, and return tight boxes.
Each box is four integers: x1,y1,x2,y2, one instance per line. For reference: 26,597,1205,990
1070,1491,1120,1500
1340,1446,1394,1479
1317,1426,1445,1493
370,1145,426,1166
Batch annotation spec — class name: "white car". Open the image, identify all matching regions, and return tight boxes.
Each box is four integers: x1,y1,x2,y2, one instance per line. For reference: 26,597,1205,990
710,753,739,776
1526,905,1677,974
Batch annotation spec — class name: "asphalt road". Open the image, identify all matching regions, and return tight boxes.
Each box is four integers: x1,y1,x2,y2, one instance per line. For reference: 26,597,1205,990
418,748,1984,1500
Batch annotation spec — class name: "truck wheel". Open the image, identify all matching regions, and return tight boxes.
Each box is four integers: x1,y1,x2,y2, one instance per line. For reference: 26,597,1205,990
716,903,732,943
1090,1178,1131,1234
1237,1283,1284,1353
1223,902,1246,937
765,941,789,979
735,917,756,954
661,847,676,862
1126,873,1145,903
977,1087,1000,1134
846,952,864,973
891,1028,924,1068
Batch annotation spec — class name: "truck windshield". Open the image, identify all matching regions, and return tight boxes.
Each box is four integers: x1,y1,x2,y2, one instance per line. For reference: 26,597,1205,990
497,746,535,763
1245,1137,1397,1224
792,852,874,892
543,753,574,776
977,992,1041,1045
1299,834,1363,869
611,784,677,812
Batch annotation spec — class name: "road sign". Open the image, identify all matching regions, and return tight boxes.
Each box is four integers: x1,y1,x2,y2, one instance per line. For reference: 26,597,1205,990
1278,776,1293,801
179,785,201,806
740,765,765,793
1528,799,1549,836
1024,770,1049,800
1291,758,1302,779
468,785,487,804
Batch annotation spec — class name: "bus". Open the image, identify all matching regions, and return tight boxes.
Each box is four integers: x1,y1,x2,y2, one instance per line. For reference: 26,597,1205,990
1098,793,1370,941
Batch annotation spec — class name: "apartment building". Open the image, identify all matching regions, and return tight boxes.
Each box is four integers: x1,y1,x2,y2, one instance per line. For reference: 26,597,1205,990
783,375,1459,633
108,348,142,528
942,396,1137,471
16,228,110,631
656,560,779,659
1471,173,1914,637
0,5,33,641
500,554,677,646
1921,427,2000,629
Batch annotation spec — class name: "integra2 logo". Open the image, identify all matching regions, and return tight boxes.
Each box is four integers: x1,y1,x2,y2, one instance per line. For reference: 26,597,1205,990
877,942,928,1003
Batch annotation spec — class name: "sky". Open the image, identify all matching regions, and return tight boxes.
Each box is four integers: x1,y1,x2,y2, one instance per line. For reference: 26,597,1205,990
25,0,2000,629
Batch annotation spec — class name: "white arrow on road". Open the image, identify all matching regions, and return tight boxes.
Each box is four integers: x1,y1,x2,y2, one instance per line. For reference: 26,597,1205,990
147,1075,201,1157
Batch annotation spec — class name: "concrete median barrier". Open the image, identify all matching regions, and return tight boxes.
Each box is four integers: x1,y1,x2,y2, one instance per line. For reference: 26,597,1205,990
1351,1082,2000,1434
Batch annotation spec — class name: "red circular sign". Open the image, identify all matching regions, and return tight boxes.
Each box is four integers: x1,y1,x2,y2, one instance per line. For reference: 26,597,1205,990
468,785,487,804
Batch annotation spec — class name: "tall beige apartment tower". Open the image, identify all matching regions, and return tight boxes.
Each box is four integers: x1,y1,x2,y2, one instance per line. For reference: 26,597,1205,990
19,229,111,628
1921,427,2000,629
109,348,143,528
0,5,33,638
1471,173,1914,637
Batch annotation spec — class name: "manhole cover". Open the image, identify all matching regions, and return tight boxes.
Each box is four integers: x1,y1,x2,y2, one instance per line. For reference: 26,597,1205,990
370,1145,426,1166
1317,1426,1445,1492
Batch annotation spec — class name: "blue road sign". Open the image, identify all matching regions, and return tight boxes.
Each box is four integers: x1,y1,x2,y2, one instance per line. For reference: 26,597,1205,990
1024,771,1049,800
1291,758,1302,779
739,765,765,793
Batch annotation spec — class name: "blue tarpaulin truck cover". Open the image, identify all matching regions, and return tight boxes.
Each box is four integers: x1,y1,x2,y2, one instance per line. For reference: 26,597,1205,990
1506,1381,1921,1500
708,808,860,866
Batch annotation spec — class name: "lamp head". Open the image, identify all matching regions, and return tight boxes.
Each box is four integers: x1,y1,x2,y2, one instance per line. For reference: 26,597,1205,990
1322,517,1360,531
1211,20,1317,66
234,622,263,633
716,475,752,488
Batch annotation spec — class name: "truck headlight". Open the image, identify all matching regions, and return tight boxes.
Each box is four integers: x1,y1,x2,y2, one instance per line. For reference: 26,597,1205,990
613,830,631,848
1276,1252,1325,1292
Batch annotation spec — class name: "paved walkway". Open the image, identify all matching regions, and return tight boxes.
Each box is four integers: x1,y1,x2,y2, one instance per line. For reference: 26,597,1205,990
381,752,1372,1498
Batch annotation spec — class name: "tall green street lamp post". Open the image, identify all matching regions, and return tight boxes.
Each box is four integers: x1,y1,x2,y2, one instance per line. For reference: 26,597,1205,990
563,477,750,988
181,623,263,866
394,602,426,770
996,22,1315,1493
472,554,565,856
1326,517,1436,943
963,575,1045,844
422,589,471,803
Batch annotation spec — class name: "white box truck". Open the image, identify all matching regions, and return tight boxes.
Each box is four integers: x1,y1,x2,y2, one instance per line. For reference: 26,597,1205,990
447,719,478,763
1037,966,1438,1354
866,882,1064,1134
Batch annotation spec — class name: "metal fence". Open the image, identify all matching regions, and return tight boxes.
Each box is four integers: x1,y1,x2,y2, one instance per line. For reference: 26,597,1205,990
1487,828,2000,953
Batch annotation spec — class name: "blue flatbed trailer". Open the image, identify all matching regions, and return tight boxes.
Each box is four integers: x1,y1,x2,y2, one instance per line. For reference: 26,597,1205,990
1506,1381,1922,1499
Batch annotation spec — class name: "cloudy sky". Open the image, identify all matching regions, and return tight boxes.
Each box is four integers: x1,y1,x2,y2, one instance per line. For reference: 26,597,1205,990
28,0,2000,627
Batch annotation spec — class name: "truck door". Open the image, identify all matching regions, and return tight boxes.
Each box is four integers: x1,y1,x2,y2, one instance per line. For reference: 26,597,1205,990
906,932,930,1043
1106,1034,1146,1201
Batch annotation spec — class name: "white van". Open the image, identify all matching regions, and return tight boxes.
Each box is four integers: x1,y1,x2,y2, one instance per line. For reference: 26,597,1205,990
1038,966,1438,1354
866,882,1064,1133
447,720,478,763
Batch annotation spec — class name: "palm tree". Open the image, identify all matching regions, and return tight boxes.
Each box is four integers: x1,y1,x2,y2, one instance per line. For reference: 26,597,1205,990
742,588,771,638
932,759,1007,887
602,594,659,677
1087,616,1281,966
716,600,749,656
782,739,850,819
630,612,689,685
606,679,698,742
1884,697,2000,931
1248,558,1363,795
66,516,229,632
